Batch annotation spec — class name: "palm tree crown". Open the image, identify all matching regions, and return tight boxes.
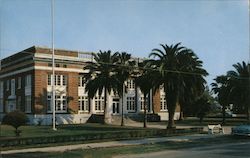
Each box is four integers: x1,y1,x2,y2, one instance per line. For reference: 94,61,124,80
84,50,119,124
149,43,208,129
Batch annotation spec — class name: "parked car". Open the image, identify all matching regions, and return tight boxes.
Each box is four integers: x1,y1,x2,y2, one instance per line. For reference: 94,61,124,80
232,124,250,136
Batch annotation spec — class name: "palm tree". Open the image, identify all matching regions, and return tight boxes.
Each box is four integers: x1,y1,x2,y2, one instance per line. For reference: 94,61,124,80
227,61,250,120
149,43,208,129
84,50,118,124
134,61,153,128
211,75,231,125
178,52,208,120
114,52,135,126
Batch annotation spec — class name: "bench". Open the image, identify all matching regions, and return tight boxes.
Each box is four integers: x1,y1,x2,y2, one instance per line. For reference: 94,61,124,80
208,124,224,134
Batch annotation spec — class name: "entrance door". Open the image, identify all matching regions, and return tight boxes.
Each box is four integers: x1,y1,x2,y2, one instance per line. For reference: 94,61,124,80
112,98,120,114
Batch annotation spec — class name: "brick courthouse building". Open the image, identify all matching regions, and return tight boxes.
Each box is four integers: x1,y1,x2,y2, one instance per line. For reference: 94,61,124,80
0,46,180,125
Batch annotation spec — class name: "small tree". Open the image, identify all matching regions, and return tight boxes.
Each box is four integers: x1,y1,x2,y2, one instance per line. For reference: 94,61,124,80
2,110,29,136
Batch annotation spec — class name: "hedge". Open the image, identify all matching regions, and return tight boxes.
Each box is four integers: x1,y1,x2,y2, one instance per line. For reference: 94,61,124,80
0,127,203,147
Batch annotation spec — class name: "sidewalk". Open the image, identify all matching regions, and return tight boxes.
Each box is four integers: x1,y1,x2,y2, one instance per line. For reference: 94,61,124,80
1,134,222,155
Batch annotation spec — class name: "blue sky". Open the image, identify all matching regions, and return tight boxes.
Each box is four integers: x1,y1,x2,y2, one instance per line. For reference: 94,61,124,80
0,0,249,86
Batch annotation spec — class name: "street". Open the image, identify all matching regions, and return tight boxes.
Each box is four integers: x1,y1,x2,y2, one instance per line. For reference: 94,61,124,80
116,140,250,158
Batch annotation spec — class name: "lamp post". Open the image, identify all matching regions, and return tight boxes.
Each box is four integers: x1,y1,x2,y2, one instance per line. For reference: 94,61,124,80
51,0,56,131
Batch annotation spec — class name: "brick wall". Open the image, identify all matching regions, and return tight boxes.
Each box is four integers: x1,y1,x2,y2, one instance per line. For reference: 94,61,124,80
67,72,79,113
153,89,161,113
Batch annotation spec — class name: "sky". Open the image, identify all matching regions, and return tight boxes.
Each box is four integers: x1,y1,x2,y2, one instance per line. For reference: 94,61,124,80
0,0,249,86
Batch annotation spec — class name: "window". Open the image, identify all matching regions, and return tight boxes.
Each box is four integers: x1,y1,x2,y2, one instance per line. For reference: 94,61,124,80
55,63,60,67
47,95,51,112
25,95,31,113
57,75,61,85
48,74,51,85
79,96,89,112
78,76,85,87
127,79,135,89
63,64,67,68
18,77,21,89
160,95,167,111
11,79,15,95
56,95,67,112
48,63,52,67
49,75,67,86
25,75,31,87
17,96,21,110
62,75,67,86
47,95,67,112
127,97,135,111
6,80,10,91
140,96,148,111
95,96,104,111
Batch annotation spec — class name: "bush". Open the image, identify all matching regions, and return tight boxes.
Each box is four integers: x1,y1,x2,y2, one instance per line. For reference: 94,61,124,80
2,110,29,136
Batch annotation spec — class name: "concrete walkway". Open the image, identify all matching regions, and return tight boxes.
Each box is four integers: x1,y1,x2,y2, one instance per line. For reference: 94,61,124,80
1,134,222,155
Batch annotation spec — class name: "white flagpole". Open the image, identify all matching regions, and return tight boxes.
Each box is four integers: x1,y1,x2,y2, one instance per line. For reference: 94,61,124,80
51,0,56,131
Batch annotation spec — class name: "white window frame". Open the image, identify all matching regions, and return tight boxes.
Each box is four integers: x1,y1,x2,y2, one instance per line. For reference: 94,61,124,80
18,77,21,89
25,75,31,88
6,80,10,91
127,96,135,111
25,95,32,113
48,74,51,85
55,95,67,112
78,96,89,112
11,79,15,96
140,96,148,111
95,96,104,112
127,79,135,89
78,76,85,87
160,95,167,111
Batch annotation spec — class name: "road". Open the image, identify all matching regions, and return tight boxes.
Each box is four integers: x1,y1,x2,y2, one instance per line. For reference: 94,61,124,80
116,141,250,158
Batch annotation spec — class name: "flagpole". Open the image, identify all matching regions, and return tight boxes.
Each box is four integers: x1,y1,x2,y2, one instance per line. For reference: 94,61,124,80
51,0,56,131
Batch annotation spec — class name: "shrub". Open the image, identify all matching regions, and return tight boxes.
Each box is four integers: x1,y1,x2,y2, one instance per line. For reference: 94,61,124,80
2,110,29,136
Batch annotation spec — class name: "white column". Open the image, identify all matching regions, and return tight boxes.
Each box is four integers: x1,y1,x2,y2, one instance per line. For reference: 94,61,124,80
90,98,95,114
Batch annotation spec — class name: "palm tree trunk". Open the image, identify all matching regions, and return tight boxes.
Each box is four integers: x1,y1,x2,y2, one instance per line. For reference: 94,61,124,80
178,105,184,121
104,87,109,124
143,93,147,128
167,105,176,129
121,84,125,126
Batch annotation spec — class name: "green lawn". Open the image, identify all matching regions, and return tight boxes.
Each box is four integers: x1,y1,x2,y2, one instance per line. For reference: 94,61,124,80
3,135,249,158
0,123,146,138
1,117,247,138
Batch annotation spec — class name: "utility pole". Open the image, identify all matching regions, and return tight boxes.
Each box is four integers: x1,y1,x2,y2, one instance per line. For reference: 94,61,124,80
51,0,56,130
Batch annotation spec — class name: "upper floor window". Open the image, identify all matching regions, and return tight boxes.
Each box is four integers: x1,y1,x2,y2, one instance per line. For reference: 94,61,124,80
78,76,85,87
11,79,15,95
47,74,67,86
18,77,21,89
0,81,3,96
127,79,135,89
25,75,31,87
6,80,10,91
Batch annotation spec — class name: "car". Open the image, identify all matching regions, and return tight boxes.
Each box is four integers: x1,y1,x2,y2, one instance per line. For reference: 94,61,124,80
232,124,250,136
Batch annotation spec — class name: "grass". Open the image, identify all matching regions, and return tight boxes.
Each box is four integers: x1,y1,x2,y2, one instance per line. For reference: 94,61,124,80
3,135,250,158
0,123,146,138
